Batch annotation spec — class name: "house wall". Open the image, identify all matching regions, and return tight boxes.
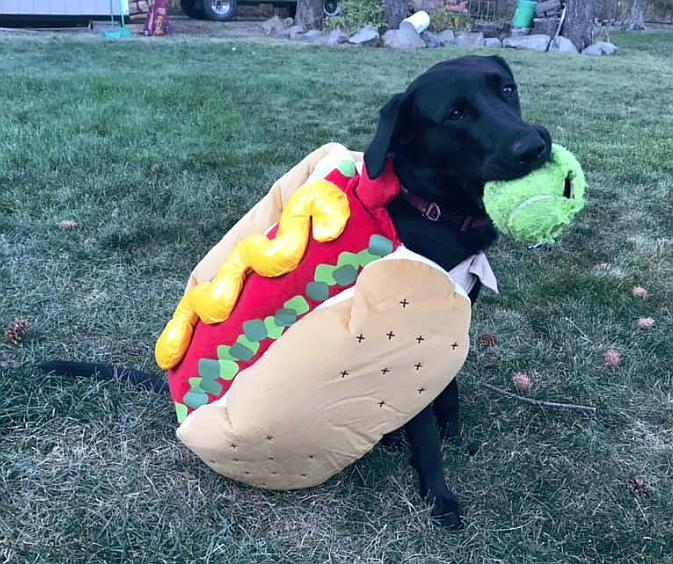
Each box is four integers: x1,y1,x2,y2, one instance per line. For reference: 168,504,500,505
0,0,129,15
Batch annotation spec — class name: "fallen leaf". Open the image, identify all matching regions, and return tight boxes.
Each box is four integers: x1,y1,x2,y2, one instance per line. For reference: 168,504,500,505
58,220,79,230
627,478,652,498
637,317,655,329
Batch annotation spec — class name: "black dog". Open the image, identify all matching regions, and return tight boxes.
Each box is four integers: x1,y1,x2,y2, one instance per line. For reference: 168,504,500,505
42,56,551,530
362,55,551,528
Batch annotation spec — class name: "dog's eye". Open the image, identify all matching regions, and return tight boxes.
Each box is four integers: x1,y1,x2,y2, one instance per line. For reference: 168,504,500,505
503,85,516,98
445,110,464,122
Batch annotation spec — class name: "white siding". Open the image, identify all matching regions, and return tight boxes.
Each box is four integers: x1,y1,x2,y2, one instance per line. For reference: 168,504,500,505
0,0,128,15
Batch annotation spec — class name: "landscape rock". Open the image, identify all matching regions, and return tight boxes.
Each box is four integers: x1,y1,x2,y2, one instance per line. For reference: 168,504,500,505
420,30,441,48
549,35,578,53
484,37,502,48
582,41,618,56
510,27,531,37
262,15,287,36
535,0,562,16
503,33,551,51
436,29,456,46
532,16,560,36
349,25,381,47
303,29,323,42
454,32,485,47
325,29,350,45
275,27,291,40
383,26,426,49
289,24,305,40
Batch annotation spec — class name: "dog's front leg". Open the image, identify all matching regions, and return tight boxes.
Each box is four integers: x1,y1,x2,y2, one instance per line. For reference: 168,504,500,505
405,405,463,528
433,378,461,442
433,379,479,457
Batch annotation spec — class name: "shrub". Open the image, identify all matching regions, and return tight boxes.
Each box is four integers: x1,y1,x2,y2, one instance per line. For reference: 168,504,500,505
427,6,474,32
323,0,385,33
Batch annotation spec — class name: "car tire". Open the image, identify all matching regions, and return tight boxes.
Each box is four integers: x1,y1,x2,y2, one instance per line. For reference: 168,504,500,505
323,0,341,17
180,0,206,19
202,0,238,21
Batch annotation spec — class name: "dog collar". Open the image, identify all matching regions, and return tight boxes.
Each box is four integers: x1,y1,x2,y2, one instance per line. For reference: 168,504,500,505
400,188,490,232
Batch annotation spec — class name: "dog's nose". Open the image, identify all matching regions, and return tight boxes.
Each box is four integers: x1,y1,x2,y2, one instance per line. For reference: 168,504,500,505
512,135,548,168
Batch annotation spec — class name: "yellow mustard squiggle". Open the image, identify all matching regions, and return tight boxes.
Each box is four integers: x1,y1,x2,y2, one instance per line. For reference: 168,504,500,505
155,178,350,370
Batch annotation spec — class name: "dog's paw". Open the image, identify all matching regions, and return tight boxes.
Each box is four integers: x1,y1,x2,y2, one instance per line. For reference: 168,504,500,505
462,440,480,456
431,492,464,529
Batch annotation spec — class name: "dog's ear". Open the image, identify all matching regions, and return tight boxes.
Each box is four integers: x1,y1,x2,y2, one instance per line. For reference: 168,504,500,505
487,55,514,78
364,93,405,179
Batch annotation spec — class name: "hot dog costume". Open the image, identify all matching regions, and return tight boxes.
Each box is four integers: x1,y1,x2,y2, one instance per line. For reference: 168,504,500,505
154,143,498,490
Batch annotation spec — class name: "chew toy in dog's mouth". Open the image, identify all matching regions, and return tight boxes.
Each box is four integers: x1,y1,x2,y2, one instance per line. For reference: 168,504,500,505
482,144,587,246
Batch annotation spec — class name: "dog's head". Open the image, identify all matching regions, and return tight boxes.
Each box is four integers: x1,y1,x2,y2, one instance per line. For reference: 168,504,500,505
364,56,552,212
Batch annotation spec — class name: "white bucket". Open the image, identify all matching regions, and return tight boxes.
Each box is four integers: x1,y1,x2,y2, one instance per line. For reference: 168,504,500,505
400,10,430,34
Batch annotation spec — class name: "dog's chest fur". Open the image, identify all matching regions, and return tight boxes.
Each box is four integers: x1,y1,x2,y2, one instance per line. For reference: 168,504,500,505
387,195,498,275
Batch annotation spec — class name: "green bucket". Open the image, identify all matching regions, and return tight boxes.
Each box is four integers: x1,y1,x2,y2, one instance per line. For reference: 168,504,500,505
512,0,538,28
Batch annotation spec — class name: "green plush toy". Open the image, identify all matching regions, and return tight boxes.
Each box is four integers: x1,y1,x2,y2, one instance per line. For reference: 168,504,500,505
483,144,586,245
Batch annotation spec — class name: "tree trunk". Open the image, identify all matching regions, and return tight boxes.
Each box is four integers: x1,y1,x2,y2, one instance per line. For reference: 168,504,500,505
622,0,647,30
603,0,618,20
382,0,410,29
563,0,596,50
295,0,324,29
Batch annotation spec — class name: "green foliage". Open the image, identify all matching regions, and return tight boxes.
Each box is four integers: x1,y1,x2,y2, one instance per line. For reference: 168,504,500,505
323,0,385,33
427,6,474,32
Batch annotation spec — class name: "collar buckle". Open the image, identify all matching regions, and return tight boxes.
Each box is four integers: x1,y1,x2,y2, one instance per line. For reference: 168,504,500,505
424,202,442,222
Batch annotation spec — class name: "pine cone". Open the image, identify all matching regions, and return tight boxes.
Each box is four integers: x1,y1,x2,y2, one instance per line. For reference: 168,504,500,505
627,478,652,498
478,333,498,347
4,319,30,345
603,348,621,369
58,219,79,231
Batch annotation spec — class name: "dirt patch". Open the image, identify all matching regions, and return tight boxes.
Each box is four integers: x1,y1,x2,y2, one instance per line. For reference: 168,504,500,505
161,14,271,37
154,4,294,38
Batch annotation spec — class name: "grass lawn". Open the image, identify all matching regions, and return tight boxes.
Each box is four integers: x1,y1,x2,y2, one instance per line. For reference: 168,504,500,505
1,25,672,564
